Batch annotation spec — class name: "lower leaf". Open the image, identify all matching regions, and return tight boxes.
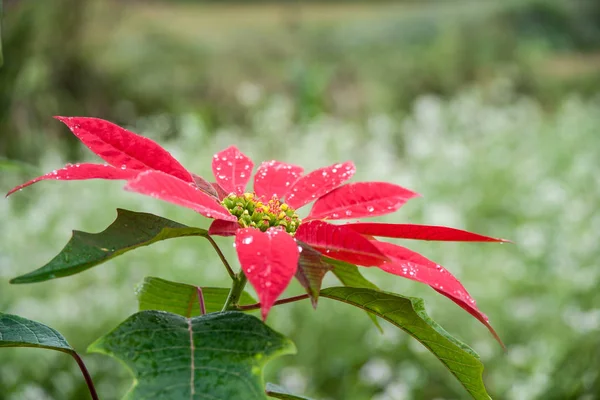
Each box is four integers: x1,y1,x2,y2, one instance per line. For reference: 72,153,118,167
89,311,296,400
320,287,491,400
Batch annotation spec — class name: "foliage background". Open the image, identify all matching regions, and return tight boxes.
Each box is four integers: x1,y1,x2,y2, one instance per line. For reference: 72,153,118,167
1,0,599,399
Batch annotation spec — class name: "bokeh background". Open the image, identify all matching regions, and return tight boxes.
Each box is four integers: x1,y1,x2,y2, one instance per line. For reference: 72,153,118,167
1,0,599,399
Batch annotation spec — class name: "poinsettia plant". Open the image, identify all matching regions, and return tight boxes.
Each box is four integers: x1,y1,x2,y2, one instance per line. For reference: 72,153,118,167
2,117,507,400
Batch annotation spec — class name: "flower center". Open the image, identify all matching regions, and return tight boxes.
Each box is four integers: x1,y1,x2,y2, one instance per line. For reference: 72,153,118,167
222,193,301,234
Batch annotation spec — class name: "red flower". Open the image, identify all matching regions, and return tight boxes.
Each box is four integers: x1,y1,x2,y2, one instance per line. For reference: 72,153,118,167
8,117,505,343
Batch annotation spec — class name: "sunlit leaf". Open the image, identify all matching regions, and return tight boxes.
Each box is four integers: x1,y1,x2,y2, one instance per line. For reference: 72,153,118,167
11,209,209,284
321,287,491,400
89,311,296,400
295,220,388,266
347,222,507,242
373,240,503,347
212,145,254,194
285,161,355,209
236,228,300,320
136,276,255,316
253,161,303,200
308,182,418,220
125,170,236,221
56,116,193,182
7,163,137,196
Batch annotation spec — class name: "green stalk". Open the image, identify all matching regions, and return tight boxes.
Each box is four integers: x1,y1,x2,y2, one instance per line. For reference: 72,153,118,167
221,271,248,311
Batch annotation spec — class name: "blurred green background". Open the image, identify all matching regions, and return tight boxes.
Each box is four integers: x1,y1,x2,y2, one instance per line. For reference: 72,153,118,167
1,0,599,399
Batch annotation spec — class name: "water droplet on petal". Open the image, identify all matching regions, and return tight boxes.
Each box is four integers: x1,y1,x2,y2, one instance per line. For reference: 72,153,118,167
367,206,375,212
121,165,127,170
242,236,254,245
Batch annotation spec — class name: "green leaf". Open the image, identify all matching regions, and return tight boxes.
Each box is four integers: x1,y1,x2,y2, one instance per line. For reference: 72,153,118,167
0,312,73,352
266,383,313,399
327,258,383,331
11,209,208,284
136,276,256,316
1,313,99,399
89,311,296,400
321,287,490,400
327,257,379,290
295,241,333,308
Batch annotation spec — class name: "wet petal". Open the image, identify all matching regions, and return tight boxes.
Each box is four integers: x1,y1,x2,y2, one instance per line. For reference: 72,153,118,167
211,146,254,195
6,163,137,196
307,182,419,220
55,117,193,182
125,170,236,221
235,228,300,320
373,240,503,347
253,160,303,200
285,161,355,209
192,174,219,198
208,219,239,237
295,220,388,266
347,223,508,242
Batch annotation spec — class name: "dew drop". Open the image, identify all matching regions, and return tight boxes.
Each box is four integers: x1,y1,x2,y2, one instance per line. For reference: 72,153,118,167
265,282,272,288
242,236,254,245
332,168,337,173
121,165,127,170
367,206,375,212
297,246,303,253
345,210,352,216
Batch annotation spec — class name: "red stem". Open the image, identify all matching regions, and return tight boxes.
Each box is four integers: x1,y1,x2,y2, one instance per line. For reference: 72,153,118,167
197,287,206,315
71,352,99,400
237,294,310,311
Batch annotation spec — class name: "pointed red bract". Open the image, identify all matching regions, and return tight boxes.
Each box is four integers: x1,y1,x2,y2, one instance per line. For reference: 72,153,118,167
347,223,507,242
211,146,254,195
285,161,356,209
6,163,138,196
295,220,388,266
55,117,193,182
372,240,503,347
253,161,304,201
208,219,239,236
192,174,219,199
235,228,300,320
125,171,236,221
307,182,419,220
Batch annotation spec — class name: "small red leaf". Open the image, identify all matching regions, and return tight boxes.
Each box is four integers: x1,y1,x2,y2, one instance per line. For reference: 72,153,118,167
253,161,304,200
211,182,229,200
208,219,239,237
295,241,333,308
192,174,219,198
235,228,300,320
307,182,419,220
6,163,138,196
373,240,503,347
55,117,193,182
125,171,236,221
211,146,254,195
295,220,388,266
347,223,508,242
285,161,356,209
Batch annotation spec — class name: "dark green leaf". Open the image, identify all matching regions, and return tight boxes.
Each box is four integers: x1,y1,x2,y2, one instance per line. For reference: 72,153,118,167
295,241,333,308
136,276,256,316
327,258,382,331
89,311,296,400
321,287,490,400
266,383,313,399
11,209,208,284
0,313,73,352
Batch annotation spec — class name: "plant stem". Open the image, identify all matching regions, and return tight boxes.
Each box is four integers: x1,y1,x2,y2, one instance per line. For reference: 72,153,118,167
71,352,100,400
196,287,206,315
221,271,248,311
237,294,310,311
206,235,236,279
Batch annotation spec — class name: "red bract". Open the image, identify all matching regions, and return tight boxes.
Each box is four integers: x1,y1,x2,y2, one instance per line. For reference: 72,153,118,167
7,117,507,339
